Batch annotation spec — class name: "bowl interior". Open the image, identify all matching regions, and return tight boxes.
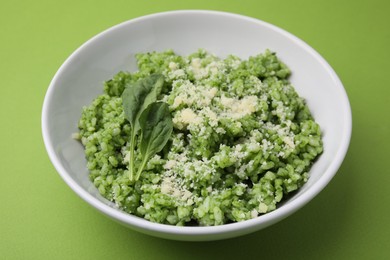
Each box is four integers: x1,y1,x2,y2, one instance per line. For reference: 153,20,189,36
42,11,351,240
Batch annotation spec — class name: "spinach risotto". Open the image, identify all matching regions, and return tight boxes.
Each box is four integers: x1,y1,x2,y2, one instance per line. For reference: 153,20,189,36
76,49,323,226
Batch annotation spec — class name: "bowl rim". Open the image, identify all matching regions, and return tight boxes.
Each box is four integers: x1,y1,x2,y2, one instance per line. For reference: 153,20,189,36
42,9,352,238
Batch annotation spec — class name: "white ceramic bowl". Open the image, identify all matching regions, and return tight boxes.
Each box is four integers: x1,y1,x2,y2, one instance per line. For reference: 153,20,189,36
42,10,351,241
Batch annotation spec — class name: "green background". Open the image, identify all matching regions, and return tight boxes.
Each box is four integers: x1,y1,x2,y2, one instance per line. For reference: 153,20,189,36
1,0,389,259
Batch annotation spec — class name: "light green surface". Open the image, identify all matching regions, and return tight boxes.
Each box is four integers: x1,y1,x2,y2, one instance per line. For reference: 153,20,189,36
1,0,389,259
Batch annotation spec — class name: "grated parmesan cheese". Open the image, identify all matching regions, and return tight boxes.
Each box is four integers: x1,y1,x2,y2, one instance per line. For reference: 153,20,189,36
220,95,258,119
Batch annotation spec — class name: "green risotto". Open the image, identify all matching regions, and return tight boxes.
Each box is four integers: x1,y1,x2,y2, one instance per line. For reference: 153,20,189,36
77,49,323,226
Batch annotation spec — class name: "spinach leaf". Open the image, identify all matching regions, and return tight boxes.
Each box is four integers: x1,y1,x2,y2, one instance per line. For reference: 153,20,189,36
121,74,164,181
122,74,164,132
134,102,173,181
